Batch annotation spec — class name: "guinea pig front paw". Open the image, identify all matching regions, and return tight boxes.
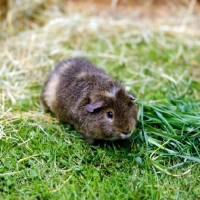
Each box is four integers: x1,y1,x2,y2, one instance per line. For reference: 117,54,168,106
80,136,95,145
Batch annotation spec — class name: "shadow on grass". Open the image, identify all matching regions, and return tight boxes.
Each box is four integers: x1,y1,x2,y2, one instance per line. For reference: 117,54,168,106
92,138,134,150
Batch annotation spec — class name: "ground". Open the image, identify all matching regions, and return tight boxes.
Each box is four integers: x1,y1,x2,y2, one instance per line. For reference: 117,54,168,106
0,0,200,199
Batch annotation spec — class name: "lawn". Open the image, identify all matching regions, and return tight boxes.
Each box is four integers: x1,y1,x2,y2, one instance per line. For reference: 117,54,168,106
0,0,200,199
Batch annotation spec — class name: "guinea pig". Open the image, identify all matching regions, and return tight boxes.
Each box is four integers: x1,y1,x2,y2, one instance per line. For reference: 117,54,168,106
41,57,138,144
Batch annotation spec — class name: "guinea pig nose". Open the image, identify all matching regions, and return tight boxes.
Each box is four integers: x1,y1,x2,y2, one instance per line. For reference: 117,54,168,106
122,131,131,135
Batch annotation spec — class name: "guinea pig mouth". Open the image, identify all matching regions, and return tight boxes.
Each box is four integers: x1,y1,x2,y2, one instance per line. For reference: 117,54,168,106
106,131,133,140
120,132,132,139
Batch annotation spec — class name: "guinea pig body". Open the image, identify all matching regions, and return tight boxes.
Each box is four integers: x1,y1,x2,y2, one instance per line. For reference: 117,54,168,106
41,57,137,144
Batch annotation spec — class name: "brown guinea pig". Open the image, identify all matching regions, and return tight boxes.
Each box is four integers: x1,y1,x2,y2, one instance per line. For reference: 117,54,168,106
41,57,138,144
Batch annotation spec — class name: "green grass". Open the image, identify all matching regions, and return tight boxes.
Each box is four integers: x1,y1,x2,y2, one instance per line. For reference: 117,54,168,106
0,0,200,199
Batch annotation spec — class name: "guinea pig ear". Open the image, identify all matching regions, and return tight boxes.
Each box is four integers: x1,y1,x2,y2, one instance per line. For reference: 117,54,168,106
128,94,135,100
86,100,103,113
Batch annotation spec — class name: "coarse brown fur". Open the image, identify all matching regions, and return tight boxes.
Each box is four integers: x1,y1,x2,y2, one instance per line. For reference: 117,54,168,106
41,57,138,144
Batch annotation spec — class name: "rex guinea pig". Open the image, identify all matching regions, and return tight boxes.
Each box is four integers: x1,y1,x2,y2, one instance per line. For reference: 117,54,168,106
41,57,138,144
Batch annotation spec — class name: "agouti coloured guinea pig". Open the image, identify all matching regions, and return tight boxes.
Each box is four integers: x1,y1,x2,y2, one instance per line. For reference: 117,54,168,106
41,57,138,144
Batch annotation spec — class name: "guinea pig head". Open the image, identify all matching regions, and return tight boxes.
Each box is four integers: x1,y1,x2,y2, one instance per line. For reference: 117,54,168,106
85,86,138,140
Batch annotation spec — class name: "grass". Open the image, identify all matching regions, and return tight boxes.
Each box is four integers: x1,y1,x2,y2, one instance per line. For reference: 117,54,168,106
0,0,200,199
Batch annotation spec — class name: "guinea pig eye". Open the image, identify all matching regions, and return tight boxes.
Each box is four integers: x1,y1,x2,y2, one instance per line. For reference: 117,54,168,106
106,111,113,119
